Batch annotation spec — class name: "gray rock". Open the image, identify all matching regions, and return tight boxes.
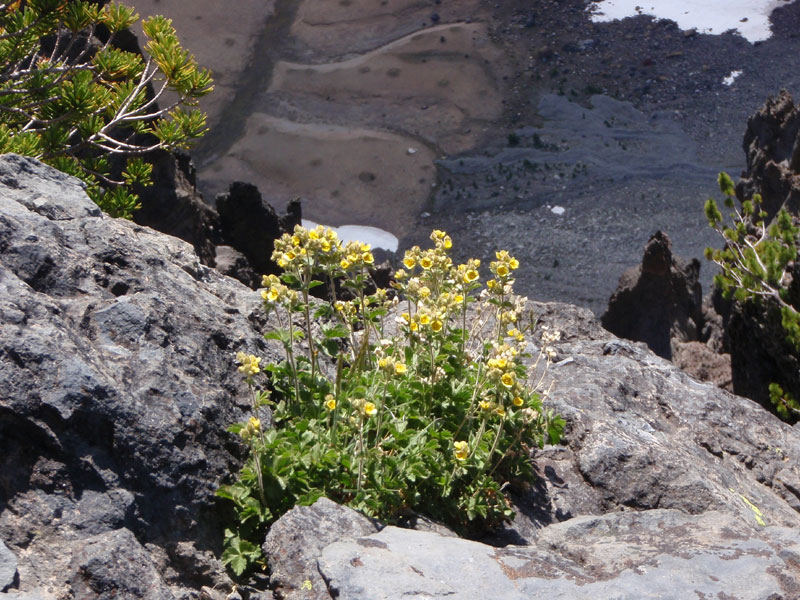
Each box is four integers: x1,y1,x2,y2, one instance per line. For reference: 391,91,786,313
262,498,379,600
0,540,16,592
320,510,800,599
0,155,282,597
69,529,175,599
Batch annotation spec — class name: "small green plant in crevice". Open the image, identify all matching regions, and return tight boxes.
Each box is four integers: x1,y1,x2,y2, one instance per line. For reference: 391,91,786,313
704,171,800,420
217,227,564,576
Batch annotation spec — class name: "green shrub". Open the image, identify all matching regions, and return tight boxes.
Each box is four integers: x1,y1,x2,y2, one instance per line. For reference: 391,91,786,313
0,1,212,218
218,228,564,576
704,172,800,420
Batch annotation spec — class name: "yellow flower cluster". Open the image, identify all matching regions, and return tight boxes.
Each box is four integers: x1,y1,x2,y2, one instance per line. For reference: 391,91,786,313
261,274,297,305
240,416,262,440
271,224,376,275
324,394,337,411
351,397,377,417
377,356,408,376
236,352,261,377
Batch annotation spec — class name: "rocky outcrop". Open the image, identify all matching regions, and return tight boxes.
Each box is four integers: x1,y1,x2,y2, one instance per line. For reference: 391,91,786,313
601,231,703,359
3,154,800,599
216,183,301,287
0,154,283,598
736,90,800,222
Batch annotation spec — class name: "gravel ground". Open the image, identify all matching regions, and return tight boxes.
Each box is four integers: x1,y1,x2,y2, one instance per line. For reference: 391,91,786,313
401,0,800,314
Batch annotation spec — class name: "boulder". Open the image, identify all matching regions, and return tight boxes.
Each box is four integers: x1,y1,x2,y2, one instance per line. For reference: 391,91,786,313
0,154,282,597
262,498,378,600
601,230,703,360
319,509,800,599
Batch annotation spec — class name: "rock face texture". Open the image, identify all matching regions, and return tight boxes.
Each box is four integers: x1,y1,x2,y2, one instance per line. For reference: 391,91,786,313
3,154,800,599
0,154,282,598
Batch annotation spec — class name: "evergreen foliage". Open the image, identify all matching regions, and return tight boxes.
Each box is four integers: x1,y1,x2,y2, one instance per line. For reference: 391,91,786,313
0,0,212,217
705,172,800,420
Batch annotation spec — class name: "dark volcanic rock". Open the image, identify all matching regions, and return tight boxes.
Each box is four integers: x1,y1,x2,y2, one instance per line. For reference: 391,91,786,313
601,230,702,359
736,90,800,221
216,183,301,284
132,149,220,266
0,154,282,597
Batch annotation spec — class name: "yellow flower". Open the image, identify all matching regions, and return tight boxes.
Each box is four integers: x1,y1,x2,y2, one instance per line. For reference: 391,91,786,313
362,252,374,265
394,363,407,375
419,286,431,298
360,242,371,252
431,319,443,332
340,259,350,269
501,372,515,388
394,269,407,280
419,313,431,326
479,400,492,412
453,440,469,461
309,229,320,240
237,352,261,377
443,236,452,249
403,256,416,269
363,402,377,417
324,395,337,411
378,358,390,370
509,258,519,269
495,406,506,417
496,264,509,277
488,357,507,370
248,417,261,433
464,269,479,283
513,396,524,407
264,287,279,302
277,258,288,268
291,235,301,246
335,301,346,312
420,257,433,269
401,312,410,322
321,240,331,252
454,294,464,303
487,279,497,290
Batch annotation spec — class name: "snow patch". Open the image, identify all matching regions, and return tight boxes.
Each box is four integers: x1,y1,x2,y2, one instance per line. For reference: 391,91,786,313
588,0,797,43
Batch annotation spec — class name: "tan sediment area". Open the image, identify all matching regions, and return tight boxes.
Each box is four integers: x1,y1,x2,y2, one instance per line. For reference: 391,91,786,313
270,23,503,154
203,113,437,237
290,0,481,58
126,0,275,130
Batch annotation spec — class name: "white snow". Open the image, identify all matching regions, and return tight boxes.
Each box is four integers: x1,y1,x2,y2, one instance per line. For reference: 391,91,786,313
723,70,743,85
301,220,399,252
588,0,798,43
551,206,566,216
